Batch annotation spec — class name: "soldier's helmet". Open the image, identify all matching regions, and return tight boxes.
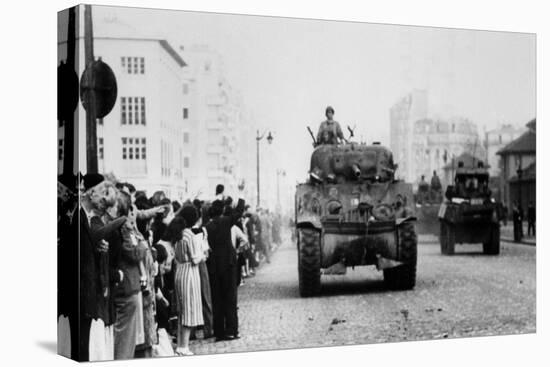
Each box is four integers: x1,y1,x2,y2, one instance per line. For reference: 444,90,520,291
325,106,335,115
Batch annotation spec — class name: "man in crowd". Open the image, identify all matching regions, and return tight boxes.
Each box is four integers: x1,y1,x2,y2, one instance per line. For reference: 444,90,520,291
79,173,124,361
205,189,245,341
527,201,536,236
513,202,523,242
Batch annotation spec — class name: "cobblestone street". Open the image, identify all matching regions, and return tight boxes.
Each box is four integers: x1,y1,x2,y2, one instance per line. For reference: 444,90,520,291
191,232,536,355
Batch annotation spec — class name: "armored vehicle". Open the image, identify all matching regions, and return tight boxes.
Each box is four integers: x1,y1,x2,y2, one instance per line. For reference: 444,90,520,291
438,161,500,255
295,140,418,297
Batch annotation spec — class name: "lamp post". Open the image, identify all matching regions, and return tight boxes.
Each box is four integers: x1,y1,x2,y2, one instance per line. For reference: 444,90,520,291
256,130,273,207
276,169,286,212
515,155,523,241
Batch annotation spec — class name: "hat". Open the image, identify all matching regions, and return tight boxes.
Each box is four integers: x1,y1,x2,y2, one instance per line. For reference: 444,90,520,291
325,106,335,114
58,173,78,192
82,173,105,191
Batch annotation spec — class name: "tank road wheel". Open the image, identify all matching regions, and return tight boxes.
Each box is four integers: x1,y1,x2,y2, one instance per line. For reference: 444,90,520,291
384,221,417,290
441,221,455,255
483,224,500,255
298,228,321,297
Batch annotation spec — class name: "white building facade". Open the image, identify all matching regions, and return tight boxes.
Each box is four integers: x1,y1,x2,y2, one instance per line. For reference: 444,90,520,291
181,45,256,202
57,32,190,199
390,90,484,188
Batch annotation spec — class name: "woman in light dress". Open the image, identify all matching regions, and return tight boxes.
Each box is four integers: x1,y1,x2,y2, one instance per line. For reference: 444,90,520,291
174,205,206,356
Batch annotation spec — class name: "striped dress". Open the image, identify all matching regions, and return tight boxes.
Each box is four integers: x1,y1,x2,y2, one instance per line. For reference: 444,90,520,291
174,228,204,327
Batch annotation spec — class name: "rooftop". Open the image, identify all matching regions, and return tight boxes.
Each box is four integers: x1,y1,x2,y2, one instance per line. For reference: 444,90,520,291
496,129,536,155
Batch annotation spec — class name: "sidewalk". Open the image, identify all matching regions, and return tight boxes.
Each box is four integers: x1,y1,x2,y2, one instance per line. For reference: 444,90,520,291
500,223,536,246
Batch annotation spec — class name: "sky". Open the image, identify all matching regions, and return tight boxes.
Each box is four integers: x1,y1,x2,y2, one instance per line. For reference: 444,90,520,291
89,5,536,184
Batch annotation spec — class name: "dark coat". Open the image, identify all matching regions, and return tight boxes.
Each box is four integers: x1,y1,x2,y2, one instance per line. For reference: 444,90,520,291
106,219,147,299
79,208,99,320
58,209,78,318
205,199,245,268
80,208,127,321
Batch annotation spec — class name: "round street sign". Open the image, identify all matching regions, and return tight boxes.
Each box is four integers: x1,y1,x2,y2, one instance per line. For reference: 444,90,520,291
80,58,118,119
57,61,79,121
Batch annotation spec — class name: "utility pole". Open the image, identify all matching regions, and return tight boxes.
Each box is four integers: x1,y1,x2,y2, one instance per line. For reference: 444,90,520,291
62,7,77,175
84,4,98,173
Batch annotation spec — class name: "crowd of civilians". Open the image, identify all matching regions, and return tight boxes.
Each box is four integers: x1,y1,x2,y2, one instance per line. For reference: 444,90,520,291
58,173,284,361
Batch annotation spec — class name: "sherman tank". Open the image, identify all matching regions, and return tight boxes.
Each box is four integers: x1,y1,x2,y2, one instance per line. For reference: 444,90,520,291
295,139,418,297
438,160,500,255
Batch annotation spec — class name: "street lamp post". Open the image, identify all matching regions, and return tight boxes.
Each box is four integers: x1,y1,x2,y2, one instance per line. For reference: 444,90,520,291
256,130,273,208
276,169,286,212
515,155,523,241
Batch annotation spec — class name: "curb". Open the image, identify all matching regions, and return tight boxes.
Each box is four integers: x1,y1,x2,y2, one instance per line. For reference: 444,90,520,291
501,237,536,247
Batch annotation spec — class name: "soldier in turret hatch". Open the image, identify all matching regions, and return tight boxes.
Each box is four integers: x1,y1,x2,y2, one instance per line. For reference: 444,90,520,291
316,106,346,145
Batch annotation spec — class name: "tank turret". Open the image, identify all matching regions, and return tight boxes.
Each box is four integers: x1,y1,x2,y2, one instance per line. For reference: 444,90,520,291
308,143,396,183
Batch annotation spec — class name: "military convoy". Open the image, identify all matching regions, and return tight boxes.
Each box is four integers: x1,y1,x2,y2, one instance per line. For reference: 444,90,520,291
295,137,418,297
438,161,500,255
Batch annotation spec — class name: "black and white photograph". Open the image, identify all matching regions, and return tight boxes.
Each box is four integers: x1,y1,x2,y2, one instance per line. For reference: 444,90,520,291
55,2,537,363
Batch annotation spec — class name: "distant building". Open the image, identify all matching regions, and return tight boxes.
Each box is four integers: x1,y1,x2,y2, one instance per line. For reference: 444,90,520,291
484,124,526,177
180,45,256,202
390,89,428,182
497,118,536,211
390,90,484,188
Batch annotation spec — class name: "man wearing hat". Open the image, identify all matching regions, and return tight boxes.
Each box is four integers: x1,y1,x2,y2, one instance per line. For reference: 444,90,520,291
78,173,125,361
316,106,346,146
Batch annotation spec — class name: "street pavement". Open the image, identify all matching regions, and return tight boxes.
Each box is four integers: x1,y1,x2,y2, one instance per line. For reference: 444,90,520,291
190,232,536,355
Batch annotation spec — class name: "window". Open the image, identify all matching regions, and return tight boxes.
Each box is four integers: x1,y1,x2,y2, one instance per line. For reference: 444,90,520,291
183,108,189,119
98,138,104,160
183,132,189,143
140,98,146,125
121,57,145,74
161,140,173,177
121,97,146,125
58,139,63,161
122,137,146,160
121,97,127,124
184,156,190,168
128,98,132,124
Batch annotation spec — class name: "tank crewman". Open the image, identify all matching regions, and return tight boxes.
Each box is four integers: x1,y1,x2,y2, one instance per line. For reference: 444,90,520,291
316,106,346,145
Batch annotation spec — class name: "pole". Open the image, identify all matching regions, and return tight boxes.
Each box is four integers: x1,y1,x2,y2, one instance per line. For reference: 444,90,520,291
62,7,76,175
84,4,98,173
256,130,260,208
